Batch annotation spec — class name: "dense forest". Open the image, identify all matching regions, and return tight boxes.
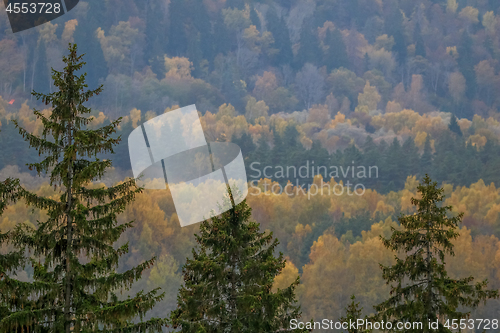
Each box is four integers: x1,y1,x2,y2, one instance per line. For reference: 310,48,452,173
1,0,500,191
1,0,500,331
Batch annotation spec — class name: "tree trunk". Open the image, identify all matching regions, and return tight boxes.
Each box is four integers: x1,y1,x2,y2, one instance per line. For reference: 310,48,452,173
31,51,38,101
64,112,74,333
425,207,433,332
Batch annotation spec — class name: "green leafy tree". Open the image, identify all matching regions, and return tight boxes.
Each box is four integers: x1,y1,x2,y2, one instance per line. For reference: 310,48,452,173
374,175,499,332
0,44,166,333
340,295,373,333
169,193,309,332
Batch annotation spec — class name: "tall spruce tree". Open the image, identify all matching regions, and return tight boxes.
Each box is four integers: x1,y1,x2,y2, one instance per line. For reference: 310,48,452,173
73,23,108,91
266,7,293,66
169,193,309,332
168,0,188,55
250,5,261,31
0,44,166,332
385,2,407,66
457,31,477,101
33,39,49,95
374,175,499,332
414,22,426,58
340,295,373,333
419,136,433,176
324,28,350,71
0,178,31,331
295,22,322,69
448,114,462,137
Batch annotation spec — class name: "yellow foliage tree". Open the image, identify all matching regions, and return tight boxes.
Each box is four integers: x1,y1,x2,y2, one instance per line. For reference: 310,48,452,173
245,96,269,122
253,71,278,101
164,56,193,79
355,81,381,113
447,0,458,13
272,259,300,292
483,11,497,34
217,103,236,120
62,19,78,44
459,6,479,25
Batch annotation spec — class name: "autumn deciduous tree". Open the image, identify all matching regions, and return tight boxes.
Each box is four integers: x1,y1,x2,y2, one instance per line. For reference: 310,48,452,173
0,44,166,332
169,194,309,332
375,175,499,332
245,96,269,122
0,40,24,96
448,72,466,105
355,81,381,113
296,63,325,110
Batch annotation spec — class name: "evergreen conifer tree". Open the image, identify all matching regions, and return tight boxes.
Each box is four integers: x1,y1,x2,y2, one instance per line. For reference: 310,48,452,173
73,23,108,91
414,22,426,58
457,31,477,100
448,114,462,137
324,28,350,71
168,0,188,55
401,137,420,177
419,136,433,176
0,178,32,331
213,12,232,56
385,3,407,65
0,44,166,333
340,295,373,333
266,7,293,66
374,175,499,332
295,22,321,69
384,138,404,189
169,193,309,332
33,39,49,95
253,136,271,163
250,5,261,31
192,0,214,63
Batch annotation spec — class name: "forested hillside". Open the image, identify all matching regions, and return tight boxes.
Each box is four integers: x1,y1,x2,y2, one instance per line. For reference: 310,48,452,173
1,0,500,188
1,0,500,117
1,0,500,331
